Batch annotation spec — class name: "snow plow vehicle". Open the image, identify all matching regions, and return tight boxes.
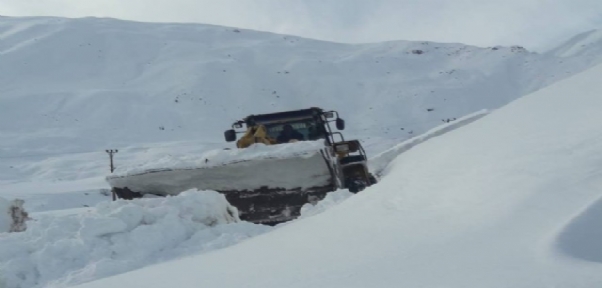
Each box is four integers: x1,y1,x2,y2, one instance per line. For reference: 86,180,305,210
107,107,376,225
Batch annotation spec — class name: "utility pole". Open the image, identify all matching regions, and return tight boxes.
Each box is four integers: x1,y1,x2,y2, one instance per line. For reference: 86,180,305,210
106,149,118,172
106,149,118,201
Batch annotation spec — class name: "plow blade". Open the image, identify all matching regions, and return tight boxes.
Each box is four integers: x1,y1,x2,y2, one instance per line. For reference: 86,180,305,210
107,149,337,225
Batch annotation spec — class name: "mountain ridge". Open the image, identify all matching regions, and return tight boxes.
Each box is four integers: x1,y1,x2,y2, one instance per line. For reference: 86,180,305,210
1,16,601,156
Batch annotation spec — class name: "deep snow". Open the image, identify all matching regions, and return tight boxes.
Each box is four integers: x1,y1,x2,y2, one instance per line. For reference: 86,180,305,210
73,59,602,288
2,15,602,288
0,186,355,288
298,190,354,219
0,191,271,288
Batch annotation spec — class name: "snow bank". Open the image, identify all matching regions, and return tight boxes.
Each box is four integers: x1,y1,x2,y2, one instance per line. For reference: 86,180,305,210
0,197,28,233
0,191,271,288
298,190,354,219
556,194,602,263
369,109,488,176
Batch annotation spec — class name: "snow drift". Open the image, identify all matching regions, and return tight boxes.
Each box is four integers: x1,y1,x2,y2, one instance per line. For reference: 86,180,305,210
0,197,28,233
556,194,602,263
75,61,602,288
0,191,271,288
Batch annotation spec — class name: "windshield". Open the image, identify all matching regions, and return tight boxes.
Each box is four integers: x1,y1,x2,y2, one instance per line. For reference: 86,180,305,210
263,121,324,143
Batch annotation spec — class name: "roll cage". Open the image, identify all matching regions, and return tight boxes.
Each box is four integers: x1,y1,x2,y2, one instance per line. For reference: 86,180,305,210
225,107,345,145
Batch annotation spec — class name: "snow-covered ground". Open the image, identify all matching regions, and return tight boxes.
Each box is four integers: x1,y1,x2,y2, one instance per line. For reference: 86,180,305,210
2,15,602,288
298,189,354,219
0,191,271,288
72,57,602,288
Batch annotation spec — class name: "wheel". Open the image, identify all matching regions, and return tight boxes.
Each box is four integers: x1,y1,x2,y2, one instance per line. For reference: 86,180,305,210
368,174,377,185
112,187,143,200
345,178,367,193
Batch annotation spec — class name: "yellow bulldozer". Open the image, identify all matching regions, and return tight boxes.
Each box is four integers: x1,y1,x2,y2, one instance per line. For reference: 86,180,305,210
108,107,376,225
222,107,377,219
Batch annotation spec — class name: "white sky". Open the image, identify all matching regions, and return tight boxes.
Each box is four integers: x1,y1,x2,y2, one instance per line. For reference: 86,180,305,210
1,0,601,51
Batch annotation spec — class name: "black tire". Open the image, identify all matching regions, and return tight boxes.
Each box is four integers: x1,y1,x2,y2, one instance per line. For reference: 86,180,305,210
368,174,377,185
112,187,143,200
345,178,366,193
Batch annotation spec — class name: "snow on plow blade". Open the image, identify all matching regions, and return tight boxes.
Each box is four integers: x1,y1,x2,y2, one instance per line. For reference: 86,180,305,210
107,142,337,225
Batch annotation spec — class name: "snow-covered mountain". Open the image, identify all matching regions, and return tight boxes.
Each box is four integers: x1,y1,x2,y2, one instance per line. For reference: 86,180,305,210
2,16,602,191
548,29,602,58
1,16,601,157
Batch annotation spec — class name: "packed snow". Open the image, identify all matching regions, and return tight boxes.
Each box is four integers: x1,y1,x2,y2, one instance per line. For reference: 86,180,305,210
0,191,271,288
74,61,602,288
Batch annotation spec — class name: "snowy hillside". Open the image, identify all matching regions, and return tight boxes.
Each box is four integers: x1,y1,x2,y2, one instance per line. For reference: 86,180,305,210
548,29,602,58
73,57,602,288
2,15,602,288
1,16,602,157
2,17,602,202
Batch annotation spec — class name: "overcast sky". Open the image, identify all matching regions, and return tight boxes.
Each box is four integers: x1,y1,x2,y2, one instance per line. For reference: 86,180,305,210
1,0,601,51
